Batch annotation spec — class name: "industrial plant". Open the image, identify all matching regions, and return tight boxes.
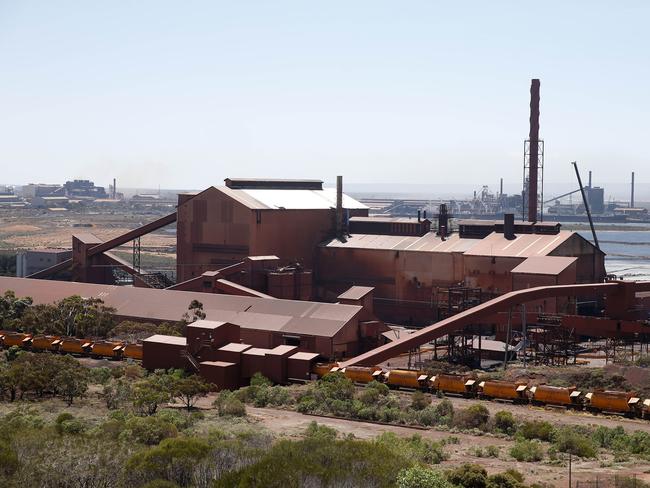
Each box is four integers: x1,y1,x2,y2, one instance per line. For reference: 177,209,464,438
1,79,649,398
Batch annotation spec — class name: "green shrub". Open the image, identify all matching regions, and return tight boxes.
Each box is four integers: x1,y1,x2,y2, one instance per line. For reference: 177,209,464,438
142,481,180,488
553,427,598,458
411,390,429,411
446,463,488,488
54,413,86,436
250,372,272,388
486,472,521,488
454,404,490,430
510,439,544,462
485,445,500,458
397,465,453,488
494,411,516,435
518,420,554,442
120,415,178,445
218,394,247,417
0,439,19,476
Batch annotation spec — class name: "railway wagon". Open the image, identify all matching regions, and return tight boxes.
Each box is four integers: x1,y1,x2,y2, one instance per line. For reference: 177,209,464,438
586,390,641,415
643,399,650,419
430,374,476,396
91,341,124,359
529,385,582,407
60,338,93,355
338,366,382,383
312,363,337,378
30,335,62,352
384,369,429,389
123,343,143,360
479,380,528,402
1,332,32,347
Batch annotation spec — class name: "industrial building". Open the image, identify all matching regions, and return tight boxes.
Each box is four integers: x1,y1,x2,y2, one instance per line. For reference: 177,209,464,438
16,249,72,278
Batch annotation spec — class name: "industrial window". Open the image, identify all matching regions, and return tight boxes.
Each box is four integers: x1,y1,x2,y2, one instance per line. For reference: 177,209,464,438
283,335,301,347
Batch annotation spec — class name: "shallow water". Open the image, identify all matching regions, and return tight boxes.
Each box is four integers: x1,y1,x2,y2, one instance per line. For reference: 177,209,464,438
578,230,650,281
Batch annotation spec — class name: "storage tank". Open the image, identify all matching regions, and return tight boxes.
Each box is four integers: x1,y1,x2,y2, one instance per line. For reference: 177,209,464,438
341,366,382,383
60,338,93,355
31,335,61,352
91,341,124,359
384,369,428,389
529,385,582,407
123,343,143,360
586,390,640,415
430,374,476,396
479,380,528,401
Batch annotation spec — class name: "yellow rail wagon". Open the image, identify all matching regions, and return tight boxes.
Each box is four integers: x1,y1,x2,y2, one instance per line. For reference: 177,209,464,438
1,332,32,348
312,363,338,378
123,343,143,360
60,338,93,355
479,380,528,402
339,365,382,383
384,369,429,389
30,335,62,352
91,341,124,359
430,374,476,396
586,390,641,415
529,385,582,407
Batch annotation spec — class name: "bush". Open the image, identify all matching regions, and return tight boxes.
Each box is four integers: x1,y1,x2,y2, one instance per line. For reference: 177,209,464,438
446,463,488,488
120,415,178,445
510,439,544,462
397,465,453,488
486,472,521,488
54,413,86,436
494,411,516,435
553,427,598,458
519,420,554,442
218,394,246,417
0,439,19,476
454,404,490,430
411,390,429,411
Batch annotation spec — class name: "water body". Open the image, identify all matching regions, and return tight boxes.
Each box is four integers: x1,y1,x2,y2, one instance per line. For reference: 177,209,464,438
577,229,650,281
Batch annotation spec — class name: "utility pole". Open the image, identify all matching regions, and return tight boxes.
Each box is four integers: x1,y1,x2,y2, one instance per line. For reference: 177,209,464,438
521,304,527,368
568,452,572,488
503,307,512,371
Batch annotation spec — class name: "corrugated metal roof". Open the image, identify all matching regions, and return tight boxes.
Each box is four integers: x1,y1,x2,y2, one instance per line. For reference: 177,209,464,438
218,343,252,352
462,231,574,258
338,286,374,301
324,232,476,253
511,256,577,275
144,335,187,346
350,216,430,224
0,277,361,338
289,351,320,361
217,186,367,210
187,320,227,330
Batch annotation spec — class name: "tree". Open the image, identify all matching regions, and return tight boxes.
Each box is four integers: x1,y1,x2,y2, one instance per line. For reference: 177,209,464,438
102,377,133,409
0,290,32,326
446,463,488,488
54,356,89,405
397,466,452,488
173,375,210,411
411,391,429,411
182,300,206,324
133,375,174,415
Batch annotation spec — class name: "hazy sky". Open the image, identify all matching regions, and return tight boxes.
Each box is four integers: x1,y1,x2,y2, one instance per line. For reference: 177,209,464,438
1,1,648,191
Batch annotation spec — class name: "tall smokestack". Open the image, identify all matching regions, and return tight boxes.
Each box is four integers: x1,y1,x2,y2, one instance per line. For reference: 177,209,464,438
588,171,592,189
527,79,540,223
113,178,117,199
631,171,635,208
437,203,449,239
500,178,503,197
336,175,343,238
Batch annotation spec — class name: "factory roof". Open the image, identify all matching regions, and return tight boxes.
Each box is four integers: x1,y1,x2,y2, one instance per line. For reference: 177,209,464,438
143,335,187,346
0,277,362,339
349,216,431,224
187,320,228,330
289,351,320,361
338,286,374,301
217,186,367,211
462,231,574,258
510,256,577,275
323,232,476,253
218,343,252,353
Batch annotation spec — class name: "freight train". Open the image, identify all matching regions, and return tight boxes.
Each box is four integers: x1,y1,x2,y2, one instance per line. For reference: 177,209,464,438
315,365,650,419
0,331,143,360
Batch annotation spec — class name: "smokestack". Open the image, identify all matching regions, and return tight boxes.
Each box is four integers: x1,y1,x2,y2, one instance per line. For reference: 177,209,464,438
631,171,635,208
113,178,117,199
500,178,503,197
527,79,540,223
437,203,449,239
417,210,421,222
336,175,343,238
504,213,516,240
423,210,427,220
588,171,592,189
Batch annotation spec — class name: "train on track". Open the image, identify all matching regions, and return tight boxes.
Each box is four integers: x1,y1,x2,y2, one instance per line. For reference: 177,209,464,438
313,364,650,419
0,331,143,360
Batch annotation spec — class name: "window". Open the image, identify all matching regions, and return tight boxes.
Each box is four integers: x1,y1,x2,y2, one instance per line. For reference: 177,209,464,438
283,335,300,347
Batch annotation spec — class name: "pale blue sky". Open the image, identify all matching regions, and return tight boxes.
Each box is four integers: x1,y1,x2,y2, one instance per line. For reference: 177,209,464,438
1,1,648,191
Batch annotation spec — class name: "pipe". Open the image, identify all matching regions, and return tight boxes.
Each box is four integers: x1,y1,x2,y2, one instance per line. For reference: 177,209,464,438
528,79,540,223
336,175,343,238
572,161,599,250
